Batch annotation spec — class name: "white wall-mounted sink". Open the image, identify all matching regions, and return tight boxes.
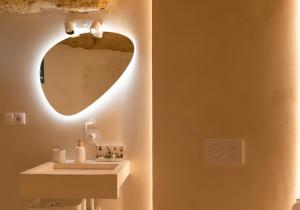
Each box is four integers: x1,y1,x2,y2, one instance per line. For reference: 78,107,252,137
19,160,130,199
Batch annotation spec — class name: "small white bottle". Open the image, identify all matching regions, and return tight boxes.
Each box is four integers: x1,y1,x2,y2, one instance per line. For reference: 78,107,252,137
75,139,86,163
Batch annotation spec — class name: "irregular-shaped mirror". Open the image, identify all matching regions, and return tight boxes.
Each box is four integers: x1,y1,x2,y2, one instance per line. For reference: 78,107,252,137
41,32,134,115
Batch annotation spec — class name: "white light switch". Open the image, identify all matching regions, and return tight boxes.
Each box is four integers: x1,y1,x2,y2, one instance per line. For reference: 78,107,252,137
204,138,245,166
3,112,26,125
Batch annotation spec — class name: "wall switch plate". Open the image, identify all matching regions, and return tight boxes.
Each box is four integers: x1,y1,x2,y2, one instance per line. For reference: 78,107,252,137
204,138,245,166
3,112,26,125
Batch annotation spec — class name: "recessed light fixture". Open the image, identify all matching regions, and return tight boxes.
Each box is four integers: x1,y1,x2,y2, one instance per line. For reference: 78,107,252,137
90,21,103,38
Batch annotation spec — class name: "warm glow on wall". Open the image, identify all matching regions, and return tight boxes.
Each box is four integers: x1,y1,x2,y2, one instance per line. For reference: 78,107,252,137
297,0,300,198
30,18,152,210
32,23,137,122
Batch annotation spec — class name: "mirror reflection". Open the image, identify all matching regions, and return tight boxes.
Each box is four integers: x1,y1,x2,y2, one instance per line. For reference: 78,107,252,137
41,32,134,115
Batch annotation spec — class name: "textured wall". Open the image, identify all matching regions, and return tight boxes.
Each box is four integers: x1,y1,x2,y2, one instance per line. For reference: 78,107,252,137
153,0,296,209
0,0,111,13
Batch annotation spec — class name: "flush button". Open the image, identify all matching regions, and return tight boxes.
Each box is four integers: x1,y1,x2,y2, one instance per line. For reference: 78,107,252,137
204,138,245,166
208,144,223,158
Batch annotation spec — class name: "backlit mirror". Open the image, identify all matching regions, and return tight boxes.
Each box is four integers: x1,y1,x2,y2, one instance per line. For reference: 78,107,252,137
41,32,134,115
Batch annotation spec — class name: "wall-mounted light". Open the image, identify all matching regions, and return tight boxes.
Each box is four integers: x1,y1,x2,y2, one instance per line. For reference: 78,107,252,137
64,20,103,37
64,20,74,35
90,21,103,38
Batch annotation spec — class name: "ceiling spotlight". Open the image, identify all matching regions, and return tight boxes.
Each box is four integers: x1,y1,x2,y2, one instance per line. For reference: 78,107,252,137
90,21,103,38
64,20,75,35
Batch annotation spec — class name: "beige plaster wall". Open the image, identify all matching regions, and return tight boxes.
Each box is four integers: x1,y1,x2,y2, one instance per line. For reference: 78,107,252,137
153,0,297,209
0,0,151,209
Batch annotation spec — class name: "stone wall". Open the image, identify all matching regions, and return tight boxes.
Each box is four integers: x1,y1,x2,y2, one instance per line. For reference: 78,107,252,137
0,0,111,14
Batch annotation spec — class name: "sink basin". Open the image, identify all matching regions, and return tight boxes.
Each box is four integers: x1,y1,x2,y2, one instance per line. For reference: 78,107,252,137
19,160,130,199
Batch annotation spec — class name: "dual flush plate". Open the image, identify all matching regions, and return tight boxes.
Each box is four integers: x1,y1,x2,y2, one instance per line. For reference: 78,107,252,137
204,138,245,166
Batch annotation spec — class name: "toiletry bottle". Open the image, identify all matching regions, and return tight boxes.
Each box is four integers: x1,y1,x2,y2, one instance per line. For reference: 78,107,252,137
76,139,86,163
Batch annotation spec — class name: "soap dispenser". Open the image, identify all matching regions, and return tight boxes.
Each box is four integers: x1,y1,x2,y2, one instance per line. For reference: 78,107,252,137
75,139,86,163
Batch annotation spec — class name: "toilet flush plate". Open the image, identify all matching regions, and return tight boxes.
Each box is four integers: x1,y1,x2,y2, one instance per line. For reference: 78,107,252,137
204,138,245,166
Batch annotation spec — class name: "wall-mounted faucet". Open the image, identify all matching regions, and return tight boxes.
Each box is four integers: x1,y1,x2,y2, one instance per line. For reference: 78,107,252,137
84,119,101,147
